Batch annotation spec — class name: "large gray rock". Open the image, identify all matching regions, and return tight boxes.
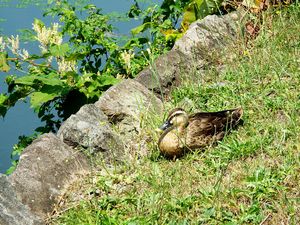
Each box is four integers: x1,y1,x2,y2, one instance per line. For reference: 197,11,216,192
135,49,190,97
94,79,163,159
173,13,239,57
57,104,124,161
8,133,89,219
135,12,240,97
0,174,43,225
95,79,163,136
95,80,162,134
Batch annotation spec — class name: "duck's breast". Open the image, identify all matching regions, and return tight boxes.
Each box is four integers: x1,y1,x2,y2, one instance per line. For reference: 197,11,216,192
159,131,183,157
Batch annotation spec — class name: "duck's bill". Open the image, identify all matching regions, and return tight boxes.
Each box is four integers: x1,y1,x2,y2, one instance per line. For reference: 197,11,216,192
159,120,171,131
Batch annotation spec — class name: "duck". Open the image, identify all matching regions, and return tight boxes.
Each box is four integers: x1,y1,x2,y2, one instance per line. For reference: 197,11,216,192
157,107,243,158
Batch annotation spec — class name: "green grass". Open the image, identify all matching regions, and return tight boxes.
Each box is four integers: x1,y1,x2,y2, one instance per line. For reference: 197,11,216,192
49,4,300,225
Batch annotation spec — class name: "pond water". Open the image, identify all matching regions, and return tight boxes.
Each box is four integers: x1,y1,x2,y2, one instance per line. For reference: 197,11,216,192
0,0,161,173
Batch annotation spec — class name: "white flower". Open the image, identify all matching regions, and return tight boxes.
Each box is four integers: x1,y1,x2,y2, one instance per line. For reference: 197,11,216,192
57,57,77,73
7,35,19,54
47,56,53,64
120,50,135,72
32,22,63,53
146,47,151,55
20,49,29,60
50,23,63,45
0,36,6,51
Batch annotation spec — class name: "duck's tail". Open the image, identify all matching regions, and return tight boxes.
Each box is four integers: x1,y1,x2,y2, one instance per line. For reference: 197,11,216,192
231,107,243,126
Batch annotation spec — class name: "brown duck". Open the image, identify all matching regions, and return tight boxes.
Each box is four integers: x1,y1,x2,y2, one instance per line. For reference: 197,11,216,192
158,107,243,158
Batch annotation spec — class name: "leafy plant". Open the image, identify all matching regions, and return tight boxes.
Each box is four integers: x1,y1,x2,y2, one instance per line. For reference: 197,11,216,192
0,0,184,171
128,0,191,44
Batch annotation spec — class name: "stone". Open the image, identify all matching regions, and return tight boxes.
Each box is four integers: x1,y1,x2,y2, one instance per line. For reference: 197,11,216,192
0,174,43,225
135,49,190,97
57,104,125,161
135,12,241,97
173,13,239,58
95,79,163,136
8,133,89,219
95,79,163,159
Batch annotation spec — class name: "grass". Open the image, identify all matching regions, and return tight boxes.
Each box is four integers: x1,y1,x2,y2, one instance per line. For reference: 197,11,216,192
49,3,300,225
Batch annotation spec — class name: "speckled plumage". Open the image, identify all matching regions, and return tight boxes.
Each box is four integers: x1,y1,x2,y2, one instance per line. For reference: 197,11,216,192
158,108,243,158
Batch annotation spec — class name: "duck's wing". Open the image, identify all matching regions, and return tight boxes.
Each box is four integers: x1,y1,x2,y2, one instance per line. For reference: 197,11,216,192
187,108,243,137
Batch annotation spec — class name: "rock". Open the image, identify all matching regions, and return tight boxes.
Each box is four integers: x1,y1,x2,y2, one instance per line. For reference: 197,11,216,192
95,80,163,155
95,79,163,136
173,13,239,58
0,174,43,225
57,104,125,161
135,12,240,97
8,133,89,219
135,49,190,97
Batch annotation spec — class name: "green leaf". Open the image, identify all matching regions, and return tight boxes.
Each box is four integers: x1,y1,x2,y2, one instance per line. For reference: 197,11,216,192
28,53,51,60
6,160,18,175
49,43,70,57
0,94,8,117
30,91,58,111
30,84,69,111
18,29,36,42
182,0,224,29
33,18,45,29
0,52,10,72
14,76,36,86
0,94,7,104
98,75,119,87
131,22,152,35
15,74,63,86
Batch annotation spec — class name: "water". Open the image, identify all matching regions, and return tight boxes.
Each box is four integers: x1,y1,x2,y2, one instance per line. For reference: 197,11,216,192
0,0,161,173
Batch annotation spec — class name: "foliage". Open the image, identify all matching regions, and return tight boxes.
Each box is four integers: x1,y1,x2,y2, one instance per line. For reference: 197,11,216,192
5,134,38,175
181,0,225,30
0,0,182,128
0,0,189,172
0,0,145,172
129,0,191,42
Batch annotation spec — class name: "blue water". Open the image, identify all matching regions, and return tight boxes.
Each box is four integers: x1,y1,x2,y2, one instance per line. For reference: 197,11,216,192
0,0,161,173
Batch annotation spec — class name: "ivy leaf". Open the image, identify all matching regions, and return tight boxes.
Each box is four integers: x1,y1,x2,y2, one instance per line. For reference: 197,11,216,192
0,52,10,72
50,43,70,57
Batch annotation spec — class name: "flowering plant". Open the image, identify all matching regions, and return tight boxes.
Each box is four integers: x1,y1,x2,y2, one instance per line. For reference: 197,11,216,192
0,0,182,173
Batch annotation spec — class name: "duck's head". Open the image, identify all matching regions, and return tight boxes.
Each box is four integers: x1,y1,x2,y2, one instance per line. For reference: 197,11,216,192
158,108,189,132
